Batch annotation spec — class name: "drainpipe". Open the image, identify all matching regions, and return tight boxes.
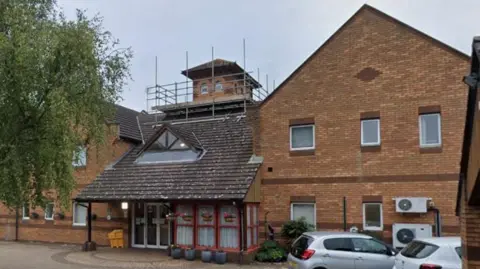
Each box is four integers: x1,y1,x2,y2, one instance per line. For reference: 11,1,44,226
430,207,442,237
15,206,19,241
238,201,245,264
343,197,347,232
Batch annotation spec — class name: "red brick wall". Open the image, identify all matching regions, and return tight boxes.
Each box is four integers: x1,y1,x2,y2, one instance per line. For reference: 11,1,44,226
0,124,133,246
258,7,469,242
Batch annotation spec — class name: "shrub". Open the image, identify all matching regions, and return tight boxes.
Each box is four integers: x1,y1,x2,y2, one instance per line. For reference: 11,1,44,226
255,240,287,263
281,217,315,247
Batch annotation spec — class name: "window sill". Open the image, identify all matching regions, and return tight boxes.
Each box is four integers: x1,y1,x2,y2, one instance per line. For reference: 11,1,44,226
72,223,87,227
419,147,442,154
360,145,381,152
73,165,87,170
289,149,315,157
363,227,383,231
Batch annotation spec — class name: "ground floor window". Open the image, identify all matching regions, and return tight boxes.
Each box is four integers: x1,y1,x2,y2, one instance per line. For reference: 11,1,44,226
219,205,239,249
246,204,259,249
363,203,383,231
197,205,215,247
22,203,30,220
73,202,87,226
291,203,315,226
44,202,54,220
175,204,194,246
174,204,241,250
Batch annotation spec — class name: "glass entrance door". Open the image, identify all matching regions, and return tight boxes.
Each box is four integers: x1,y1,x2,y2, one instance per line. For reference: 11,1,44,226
132,203,170,249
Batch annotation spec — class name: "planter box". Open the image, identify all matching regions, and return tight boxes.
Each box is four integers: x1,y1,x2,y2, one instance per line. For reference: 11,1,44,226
201,250,212,263
171,248,182,259
215,251,227,264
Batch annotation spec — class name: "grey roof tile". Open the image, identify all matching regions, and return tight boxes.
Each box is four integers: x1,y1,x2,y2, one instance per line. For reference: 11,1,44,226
76,115,260,201
114,105,142,142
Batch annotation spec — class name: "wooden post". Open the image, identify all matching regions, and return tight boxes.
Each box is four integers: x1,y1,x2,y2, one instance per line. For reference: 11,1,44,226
87,202,92,242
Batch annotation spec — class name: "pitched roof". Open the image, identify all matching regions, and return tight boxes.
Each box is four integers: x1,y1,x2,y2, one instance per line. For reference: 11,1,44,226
456,37,480,214
76,115,260,201
261,4,470,107
114,104,142,142
181,58,236,74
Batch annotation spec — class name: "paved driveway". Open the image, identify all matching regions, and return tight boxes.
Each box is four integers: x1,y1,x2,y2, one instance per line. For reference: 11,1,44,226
0,242,286,269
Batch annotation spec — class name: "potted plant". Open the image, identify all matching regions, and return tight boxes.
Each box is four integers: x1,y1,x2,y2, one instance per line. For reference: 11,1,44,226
223,212,236,223
200,210,213,222
201,248,212,263
215,249,227,264
181,213,193,222
185,247,196,261
171,244,182,259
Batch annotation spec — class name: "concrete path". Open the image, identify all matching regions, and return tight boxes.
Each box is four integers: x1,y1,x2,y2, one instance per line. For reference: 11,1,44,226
0,242,287,269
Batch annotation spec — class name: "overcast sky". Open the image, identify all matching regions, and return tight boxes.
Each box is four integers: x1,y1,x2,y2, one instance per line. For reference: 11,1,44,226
57,0,480,111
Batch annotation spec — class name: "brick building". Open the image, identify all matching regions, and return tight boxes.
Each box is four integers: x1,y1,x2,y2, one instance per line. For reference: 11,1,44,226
257,4,469,246
0,105,139,245
457,36,480,268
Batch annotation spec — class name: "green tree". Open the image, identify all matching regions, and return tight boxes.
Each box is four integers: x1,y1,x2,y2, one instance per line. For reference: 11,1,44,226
0,0,132,209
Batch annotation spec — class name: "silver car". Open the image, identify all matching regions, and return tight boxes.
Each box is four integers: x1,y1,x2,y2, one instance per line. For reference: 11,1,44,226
287,231,397,269
393,237,461,269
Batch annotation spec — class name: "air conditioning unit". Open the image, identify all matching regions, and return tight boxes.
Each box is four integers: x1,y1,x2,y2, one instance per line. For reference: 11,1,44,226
395,197,429,213
393,223,432,249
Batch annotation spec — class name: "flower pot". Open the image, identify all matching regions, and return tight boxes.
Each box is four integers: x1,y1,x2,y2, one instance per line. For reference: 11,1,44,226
215,251,227,264
201,216,213,222
224,217,235,223
185,249,196,261
201,250,212,263
171,248,182,259
182,216,193,222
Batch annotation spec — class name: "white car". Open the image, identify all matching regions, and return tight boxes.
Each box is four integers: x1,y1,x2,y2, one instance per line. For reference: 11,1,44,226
393,237,461,269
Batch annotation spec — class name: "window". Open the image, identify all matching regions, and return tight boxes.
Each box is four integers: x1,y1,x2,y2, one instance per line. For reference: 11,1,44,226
455,247,461,258
400,241,439,259
246,204,259,248
45,202,54,220
73,146,87,167
200,83,208,94
175,204,194,246
323,238,354,251
219,205,239,249
419,113,441,147
291,203,315,226
215,81,223,91
361,119,380,146
352,238,388,254
363,203,383,231
197,205,215,248
22,204,30,220
136,130,201,164
73,202,87,226
291,235,314,258
290,125,315,150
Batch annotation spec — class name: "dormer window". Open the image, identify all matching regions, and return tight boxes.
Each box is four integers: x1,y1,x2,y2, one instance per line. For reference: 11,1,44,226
136,130,201,164
215,81,223,91
201,83,208,94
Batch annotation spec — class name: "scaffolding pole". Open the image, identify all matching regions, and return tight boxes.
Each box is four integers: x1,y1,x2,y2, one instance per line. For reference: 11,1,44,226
243,38,246,113
186,51,189,121
212,46,215,118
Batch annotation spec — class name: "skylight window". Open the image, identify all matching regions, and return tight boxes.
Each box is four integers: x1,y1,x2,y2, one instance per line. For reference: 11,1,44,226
136,130,201,164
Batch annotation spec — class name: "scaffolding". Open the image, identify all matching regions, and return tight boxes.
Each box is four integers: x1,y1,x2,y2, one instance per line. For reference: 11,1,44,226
145,39,270,120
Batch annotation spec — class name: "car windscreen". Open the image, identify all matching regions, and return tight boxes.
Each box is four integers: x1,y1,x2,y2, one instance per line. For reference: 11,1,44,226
290,235,314,259
400,241,439,259
455,247,461,258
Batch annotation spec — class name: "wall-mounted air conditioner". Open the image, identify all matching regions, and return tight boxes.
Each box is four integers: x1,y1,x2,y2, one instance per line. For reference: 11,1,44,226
392,223,432,249
394,197,430,213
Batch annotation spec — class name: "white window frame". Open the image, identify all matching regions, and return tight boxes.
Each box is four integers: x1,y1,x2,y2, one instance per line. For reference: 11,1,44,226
72,202,87,226
200,83,208,94
290,202,316,226
215,81,223,91
362,203,383,231
73,146,87,167
44,202,54,220
361,119,381,146
419,113,442,148
22,204,30,220
289,125,315,151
